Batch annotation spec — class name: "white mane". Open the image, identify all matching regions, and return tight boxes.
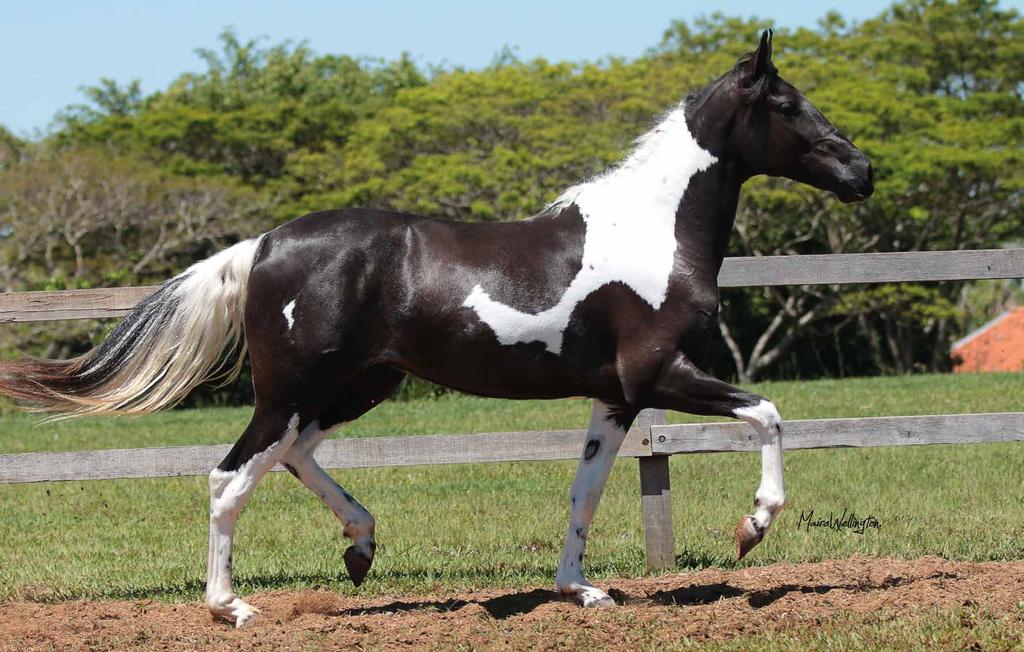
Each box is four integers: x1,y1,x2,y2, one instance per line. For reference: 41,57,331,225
548,104,708,211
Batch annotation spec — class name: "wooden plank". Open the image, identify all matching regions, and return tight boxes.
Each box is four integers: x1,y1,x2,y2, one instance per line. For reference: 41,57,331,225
718,249,1024,287
638,456,674,570
314,427,652,468
2,250,1022,323
635,409,674,571
1,412,1020,484
0,287,155,323
0,427,653,484
651,412,1024,455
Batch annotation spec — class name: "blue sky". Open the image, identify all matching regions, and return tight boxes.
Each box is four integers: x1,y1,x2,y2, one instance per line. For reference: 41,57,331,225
3,0,1021,136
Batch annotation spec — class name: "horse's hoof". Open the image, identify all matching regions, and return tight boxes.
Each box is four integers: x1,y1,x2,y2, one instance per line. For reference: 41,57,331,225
344,545,373,587
234,608,259,629
208,594,260,628
735,515,764,560
560,584,616,608
580,588,616,608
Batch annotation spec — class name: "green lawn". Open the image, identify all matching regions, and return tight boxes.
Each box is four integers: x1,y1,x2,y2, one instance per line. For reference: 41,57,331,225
0,373,1021,603
679,607,1024,651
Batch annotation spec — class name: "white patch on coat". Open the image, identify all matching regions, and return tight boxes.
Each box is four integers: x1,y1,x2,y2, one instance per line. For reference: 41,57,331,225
282,300,296,330
733,399,781,433
283,420,375,547
556,400,627,607
464,107,717,354
734,399,787,530
207,413,300,627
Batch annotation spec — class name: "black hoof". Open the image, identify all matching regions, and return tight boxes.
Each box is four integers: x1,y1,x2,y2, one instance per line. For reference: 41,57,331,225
344,545,373,587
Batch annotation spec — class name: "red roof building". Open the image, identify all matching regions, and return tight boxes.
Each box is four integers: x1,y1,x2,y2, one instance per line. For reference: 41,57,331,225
952,306,1024,373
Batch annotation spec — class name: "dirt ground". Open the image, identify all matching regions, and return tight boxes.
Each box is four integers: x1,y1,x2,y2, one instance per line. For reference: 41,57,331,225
3,556,1024,650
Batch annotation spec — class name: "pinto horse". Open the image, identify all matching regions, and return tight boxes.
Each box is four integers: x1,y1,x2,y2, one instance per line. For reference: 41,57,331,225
0,31,872,626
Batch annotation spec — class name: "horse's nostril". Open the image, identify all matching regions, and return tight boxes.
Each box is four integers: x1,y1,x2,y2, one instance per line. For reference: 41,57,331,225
867,164,874,182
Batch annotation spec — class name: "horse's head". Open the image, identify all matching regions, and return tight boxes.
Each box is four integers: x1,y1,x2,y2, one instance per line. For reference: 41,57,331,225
692,30,873,203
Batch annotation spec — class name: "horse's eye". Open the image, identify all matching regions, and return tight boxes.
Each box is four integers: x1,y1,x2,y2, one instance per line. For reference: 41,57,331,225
777,102,799,117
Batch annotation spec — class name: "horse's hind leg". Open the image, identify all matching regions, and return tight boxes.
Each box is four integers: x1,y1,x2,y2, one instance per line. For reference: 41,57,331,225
281,366,406,587
206,405,301,627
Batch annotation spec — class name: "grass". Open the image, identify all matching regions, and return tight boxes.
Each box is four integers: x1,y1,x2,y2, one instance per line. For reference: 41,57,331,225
0,372,1021,604
686,607,1024,651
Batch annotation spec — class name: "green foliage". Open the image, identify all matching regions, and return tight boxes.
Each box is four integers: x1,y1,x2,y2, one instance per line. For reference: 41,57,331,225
0,145,270,367
67,78,144,121
0,126,24,171
691,1,1024,379
55,29,428,190
960,279,1024,332
3,2,1023,393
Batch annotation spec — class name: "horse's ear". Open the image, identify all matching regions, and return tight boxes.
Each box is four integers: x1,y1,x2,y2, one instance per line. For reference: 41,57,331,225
746,28,776,81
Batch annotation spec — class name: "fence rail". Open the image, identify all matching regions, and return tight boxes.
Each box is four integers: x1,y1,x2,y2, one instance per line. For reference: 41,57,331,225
4,412,1022,485
3,249,1023,323
1,248,1022,571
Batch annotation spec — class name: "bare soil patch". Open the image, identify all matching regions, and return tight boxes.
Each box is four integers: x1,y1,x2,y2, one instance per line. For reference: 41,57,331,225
3,556,1023,650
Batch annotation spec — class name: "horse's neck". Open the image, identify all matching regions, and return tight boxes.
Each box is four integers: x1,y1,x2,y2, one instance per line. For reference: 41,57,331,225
552,105,742,278
674,162,743,274
552,106,716,215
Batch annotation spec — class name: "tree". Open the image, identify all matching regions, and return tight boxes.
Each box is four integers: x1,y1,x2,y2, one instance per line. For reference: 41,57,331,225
0,145,268,366
661,1,1023,381
55,29,428,191
6,2,1022,396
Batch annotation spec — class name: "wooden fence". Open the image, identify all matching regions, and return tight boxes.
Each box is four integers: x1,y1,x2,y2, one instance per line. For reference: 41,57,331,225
2,249,1023,571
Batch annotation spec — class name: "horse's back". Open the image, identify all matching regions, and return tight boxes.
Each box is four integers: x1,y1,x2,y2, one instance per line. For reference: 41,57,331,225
242,206,610,400
251,206,585,326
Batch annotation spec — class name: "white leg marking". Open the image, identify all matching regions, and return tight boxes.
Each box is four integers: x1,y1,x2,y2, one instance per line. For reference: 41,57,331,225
463,108,716,354
734,400,787,533
282,300,296,330
556,400,628,608
206,413,300,627
283,421,375,553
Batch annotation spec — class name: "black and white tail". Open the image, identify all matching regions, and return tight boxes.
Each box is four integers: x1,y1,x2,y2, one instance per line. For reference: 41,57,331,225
0,237,265,417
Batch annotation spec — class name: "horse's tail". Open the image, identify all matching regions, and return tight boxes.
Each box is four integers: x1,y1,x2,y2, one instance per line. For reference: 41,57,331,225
0,236,266,418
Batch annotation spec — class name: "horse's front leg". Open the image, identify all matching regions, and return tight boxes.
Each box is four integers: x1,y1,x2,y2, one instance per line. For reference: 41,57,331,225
648,353,786,558
556,399,635,607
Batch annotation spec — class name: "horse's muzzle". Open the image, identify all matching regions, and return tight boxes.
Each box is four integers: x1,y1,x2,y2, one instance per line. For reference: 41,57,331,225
835,155,874,203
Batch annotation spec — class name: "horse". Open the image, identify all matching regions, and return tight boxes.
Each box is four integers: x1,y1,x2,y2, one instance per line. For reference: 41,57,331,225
0,30,872,627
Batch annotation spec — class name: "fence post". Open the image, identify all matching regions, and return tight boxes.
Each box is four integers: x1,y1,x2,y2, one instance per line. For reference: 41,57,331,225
636,408,674,571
